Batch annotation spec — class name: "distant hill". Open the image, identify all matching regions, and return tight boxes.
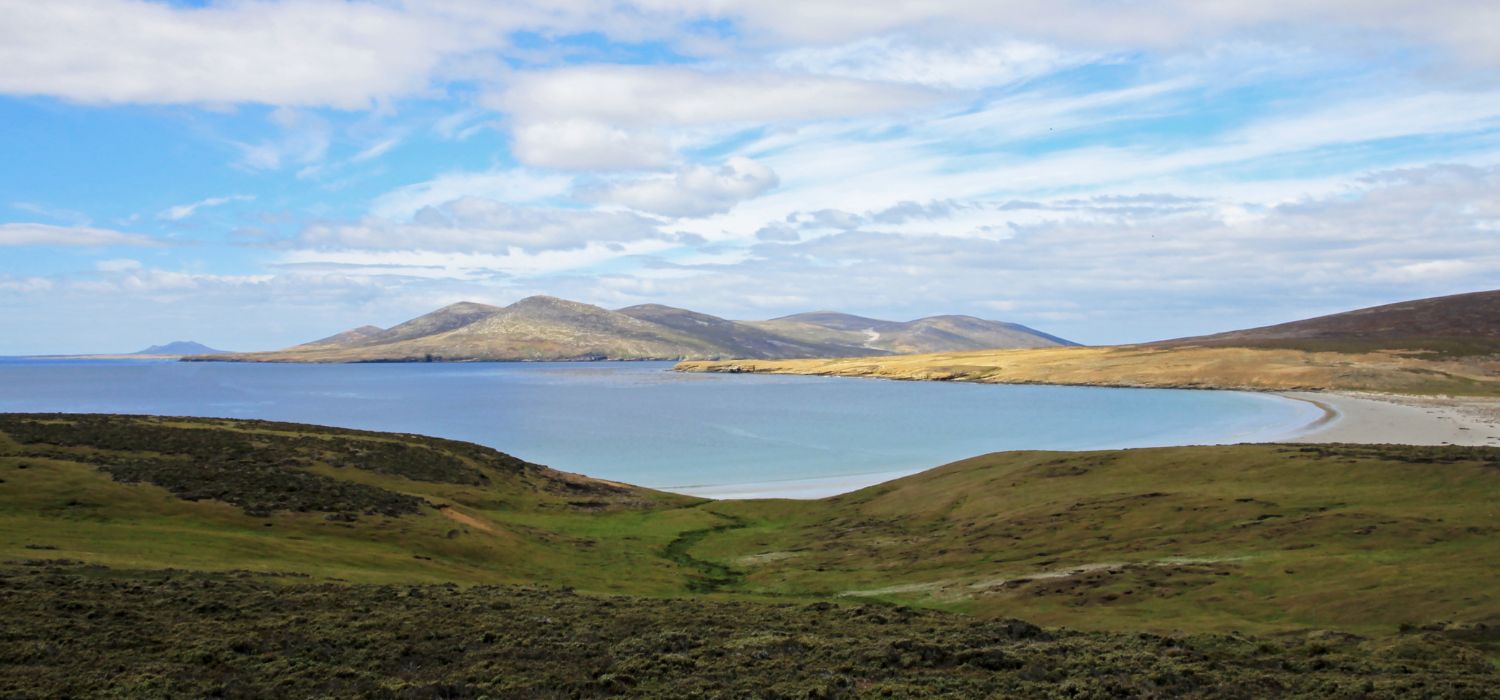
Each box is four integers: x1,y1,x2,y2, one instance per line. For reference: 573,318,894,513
1153,289,1500,356
134,341,227,356
189,296,1074,363
752,312,1078,354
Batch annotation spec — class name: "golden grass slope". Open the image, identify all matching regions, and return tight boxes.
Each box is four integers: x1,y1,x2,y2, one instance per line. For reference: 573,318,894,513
677,344,1500,396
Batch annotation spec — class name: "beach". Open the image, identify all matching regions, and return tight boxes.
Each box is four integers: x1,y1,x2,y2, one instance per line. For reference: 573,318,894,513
1283,391,1500,447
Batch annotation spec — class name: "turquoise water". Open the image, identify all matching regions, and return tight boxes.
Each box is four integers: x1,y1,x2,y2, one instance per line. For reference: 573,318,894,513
0,359,1321,497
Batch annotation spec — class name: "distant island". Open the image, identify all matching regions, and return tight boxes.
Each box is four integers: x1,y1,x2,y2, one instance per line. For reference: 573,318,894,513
20,340,231,360
188,295,1076,363
134,341,227,356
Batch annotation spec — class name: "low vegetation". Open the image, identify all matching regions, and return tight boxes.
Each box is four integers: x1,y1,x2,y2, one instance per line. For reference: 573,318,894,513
676,344,1500,395
3,563,1494,698
3,415,1500,695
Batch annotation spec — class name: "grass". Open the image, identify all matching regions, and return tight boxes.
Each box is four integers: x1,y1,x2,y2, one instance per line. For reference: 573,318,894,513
694,444,1500,640
3,563,1494,699
676,344,1500,395
4,414,1500,695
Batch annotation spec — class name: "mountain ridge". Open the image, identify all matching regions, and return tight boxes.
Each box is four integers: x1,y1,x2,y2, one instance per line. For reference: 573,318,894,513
190,296,1074,363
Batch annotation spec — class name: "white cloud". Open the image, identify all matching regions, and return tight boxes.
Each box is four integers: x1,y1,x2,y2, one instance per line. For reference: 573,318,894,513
370,169,576,221
232,108,330,172
773,36,1086,90
0,223,158,247
305,196,666,253
0,0,493,108
0,276,54,294
495,65,936,127
158,194,255,221
588,157,779,216
494,65,937,169
511,120,675,171
350,137,402,163
95,258,144,272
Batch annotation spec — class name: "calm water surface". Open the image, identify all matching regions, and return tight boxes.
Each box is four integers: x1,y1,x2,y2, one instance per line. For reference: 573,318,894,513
0,359,1321,497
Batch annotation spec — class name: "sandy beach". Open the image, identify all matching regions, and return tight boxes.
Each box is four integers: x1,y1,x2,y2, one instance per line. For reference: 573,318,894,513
1281,391,1500,447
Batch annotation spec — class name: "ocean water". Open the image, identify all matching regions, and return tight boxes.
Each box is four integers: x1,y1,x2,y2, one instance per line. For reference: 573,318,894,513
0,359,1322,497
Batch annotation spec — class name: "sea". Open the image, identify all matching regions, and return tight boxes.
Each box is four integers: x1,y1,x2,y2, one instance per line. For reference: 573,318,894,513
0,359,1323,498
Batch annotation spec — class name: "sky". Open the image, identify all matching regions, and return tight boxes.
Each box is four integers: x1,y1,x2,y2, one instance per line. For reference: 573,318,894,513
2,1,1499,353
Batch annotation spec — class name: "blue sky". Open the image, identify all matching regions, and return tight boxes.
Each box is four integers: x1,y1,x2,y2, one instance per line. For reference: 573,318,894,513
2,1,1499,353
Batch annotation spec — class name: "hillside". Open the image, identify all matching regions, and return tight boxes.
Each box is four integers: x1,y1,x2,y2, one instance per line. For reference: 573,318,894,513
679,289,1500,395
678,344,1500,395
4,415,1500,639
191,296,1073,363
1154,289,1500,356
2,415,1498,694
751,311,1077,354
701,444,1500,638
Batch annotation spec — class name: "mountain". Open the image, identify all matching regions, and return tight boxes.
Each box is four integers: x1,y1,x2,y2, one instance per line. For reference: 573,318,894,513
616,304,879,358
1153,288,1500,356
750,311,1078,354
191,296,1074,363
134,341,226,355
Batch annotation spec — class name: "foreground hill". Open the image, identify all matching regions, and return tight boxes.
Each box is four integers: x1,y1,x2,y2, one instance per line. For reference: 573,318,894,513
1154,289,1500,356
3,415,1497,695
190,296,1073,363
4,415,1500,639
679,289,1500,395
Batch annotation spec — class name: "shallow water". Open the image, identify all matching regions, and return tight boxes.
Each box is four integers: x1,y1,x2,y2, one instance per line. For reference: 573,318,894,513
0,359,1321,497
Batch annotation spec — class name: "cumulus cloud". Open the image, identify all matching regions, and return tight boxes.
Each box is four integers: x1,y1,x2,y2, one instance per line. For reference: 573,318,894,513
494,65,936,169
158,194,255,221
587,158,779,217
511,120,675,171
0,223,158,247
0,0,495,108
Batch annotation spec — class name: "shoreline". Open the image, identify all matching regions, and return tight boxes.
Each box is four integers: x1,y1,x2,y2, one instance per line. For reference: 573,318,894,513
678,389,1500,501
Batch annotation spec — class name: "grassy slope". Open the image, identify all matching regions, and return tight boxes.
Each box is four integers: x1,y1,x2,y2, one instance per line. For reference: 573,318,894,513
0,414,718,594
698,445,1500,639
4,415,1500,647
676,344,1500,395
6,416,1500,692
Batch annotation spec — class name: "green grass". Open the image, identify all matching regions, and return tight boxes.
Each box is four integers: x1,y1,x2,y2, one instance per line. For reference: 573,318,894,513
690,444,1500,641
3,563,1494,699
4,414,1500,645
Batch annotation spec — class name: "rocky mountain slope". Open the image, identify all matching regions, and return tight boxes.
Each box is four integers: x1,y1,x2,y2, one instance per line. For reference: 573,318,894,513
192,296,1073,363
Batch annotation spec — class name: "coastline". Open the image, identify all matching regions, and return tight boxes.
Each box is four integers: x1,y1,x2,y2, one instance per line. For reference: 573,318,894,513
680,390,1500,501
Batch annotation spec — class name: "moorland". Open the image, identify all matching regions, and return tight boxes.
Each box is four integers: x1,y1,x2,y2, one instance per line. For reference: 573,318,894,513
2,413,1498,696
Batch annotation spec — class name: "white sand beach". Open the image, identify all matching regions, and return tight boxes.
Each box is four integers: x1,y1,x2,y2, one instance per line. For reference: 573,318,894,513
1281,391,1500,446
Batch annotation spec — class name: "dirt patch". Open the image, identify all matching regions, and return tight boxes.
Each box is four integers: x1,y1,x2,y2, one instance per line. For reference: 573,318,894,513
438,506,497,534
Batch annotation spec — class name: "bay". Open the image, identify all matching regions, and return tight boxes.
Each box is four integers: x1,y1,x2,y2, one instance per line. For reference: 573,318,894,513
0,359,1322,498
